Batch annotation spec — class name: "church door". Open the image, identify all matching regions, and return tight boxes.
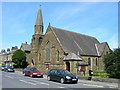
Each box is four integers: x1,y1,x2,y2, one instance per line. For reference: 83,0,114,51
66,62,70,72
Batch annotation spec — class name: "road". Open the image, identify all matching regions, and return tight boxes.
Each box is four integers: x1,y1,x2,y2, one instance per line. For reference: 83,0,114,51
1,71,117,89
1,71,99,88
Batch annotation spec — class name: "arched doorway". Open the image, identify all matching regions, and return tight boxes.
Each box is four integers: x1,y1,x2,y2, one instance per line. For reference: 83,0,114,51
32,59,34,66
66,62,70,72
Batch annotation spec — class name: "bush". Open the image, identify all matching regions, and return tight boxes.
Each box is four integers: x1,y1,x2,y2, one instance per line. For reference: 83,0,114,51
104,48,120,79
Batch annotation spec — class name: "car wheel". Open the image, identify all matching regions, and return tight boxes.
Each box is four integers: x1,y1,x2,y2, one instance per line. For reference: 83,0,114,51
23,73,26,76
60,78,64,84
30,74,33,77
74,81,78,84
47,76,51,81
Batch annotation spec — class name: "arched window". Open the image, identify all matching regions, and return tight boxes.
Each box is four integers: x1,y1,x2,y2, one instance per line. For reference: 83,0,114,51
88,58,91,66
96,58,98,66
106,52,108,55
57,50,60,61
46,41,51,61
38,53,41,62
39,37,42,44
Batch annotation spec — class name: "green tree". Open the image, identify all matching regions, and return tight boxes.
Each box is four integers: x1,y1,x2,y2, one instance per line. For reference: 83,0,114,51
12,49,28,68
104,48,120,79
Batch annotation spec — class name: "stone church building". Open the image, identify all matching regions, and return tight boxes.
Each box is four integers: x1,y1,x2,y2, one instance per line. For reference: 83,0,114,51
29,7,111,74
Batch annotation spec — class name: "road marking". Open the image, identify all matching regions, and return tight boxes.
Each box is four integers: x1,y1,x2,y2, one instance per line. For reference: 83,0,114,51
5,75,14,79
40,82,50,85
58,86,65,88
82,83,104,87
28,80,50,86
19,80,37,85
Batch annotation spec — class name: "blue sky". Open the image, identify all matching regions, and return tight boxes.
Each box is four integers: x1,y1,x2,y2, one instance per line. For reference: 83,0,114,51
1,2,118,50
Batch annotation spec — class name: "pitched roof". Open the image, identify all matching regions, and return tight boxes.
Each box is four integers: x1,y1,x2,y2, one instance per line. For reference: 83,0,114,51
63,52,82,61
97,42,107,56
21,43,31,52
50,26,107,56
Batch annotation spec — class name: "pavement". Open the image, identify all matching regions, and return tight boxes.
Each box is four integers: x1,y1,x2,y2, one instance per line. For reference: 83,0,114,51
15,70,119,89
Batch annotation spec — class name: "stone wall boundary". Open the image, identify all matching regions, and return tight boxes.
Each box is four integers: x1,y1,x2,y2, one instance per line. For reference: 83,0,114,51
78,76,119,83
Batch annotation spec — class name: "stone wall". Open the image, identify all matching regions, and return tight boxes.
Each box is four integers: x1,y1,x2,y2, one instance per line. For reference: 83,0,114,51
78,76,119,83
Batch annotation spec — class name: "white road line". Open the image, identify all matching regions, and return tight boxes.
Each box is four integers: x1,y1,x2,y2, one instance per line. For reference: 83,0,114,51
28,80,50,85
5,75,14,79
19,80,37,85
82,84,104,87
57,86,65,88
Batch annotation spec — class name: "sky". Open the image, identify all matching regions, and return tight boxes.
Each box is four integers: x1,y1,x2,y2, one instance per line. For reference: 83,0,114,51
1,2,118,51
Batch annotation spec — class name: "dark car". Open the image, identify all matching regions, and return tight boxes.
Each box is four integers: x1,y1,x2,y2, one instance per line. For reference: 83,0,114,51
23,67,43,78
0,65,6,71
4,66,15,72
47,69,78,84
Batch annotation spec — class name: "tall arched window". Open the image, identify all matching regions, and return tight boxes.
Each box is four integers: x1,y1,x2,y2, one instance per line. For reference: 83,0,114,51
38,53,41,62
39,37,42,44
57,50,60,61
96,58,98,66
88,58,91,66
46,41,51,61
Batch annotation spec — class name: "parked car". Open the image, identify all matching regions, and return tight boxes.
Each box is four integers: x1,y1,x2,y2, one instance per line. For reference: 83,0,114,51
4,66,15,72
47,69,78,84
23,67,43,78
0,65,6,71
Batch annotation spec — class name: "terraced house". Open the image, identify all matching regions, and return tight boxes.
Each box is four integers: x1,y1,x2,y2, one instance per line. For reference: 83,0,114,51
29,7,111,74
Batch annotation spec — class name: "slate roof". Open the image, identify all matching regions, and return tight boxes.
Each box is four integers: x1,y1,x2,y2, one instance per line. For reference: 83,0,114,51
97,42,107,56
50,26,107,57
63,52,82,61
21,43,31,52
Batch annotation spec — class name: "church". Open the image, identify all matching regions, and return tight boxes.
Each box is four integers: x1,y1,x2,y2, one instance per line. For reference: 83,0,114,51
28,7,111,74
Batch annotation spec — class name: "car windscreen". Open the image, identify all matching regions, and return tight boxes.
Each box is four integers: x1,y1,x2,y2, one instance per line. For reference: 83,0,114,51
30,68,39,72
6,66,13,69
59,70,72,75
2,65,5,67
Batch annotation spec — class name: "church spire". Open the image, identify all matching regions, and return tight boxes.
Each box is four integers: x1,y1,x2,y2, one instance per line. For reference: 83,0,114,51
35,5,43,34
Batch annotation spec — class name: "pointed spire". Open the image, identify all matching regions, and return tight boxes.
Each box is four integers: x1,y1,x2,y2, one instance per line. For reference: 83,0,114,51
35,5,43,26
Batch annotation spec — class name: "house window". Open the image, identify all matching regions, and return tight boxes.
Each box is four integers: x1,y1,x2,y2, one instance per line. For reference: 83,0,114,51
46,41,51,61
57,50,60,61
88,58,91,66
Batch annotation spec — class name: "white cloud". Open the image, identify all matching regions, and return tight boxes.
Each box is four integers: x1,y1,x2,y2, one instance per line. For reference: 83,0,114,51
108,34,118,50
49,3,96,24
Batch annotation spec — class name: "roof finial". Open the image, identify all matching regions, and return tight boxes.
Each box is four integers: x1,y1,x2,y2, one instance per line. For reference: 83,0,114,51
49,22,51,26
40,4,42,9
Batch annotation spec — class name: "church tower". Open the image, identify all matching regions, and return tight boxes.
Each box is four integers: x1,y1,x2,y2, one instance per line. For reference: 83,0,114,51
30,6,44,67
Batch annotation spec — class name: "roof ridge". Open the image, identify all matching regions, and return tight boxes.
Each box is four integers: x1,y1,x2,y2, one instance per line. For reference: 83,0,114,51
22,43,30,45
100,42,107,44
51,26,96,39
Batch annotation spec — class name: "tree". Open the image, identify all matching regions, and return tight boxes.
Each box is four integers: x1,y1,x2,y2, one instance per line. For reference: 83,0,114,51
12,49,28,68
104,48,120,79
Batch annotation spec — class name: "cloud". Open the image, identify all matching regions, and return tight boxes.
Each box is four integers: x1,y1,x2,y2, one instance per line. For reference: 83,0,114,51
108,34,118,50
49,3,96,24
